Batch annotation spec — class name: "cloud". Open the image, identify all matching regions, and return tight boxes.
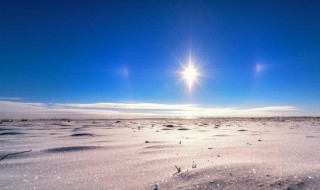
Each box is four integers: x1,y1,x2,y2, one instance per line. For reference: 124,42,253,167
52,102,195,110
0,96,21,101
0,100,300,119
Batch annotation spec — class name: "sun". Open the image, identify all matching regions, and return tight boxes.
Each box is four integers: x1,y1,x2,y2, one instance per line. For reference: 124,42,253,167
181,60,200,91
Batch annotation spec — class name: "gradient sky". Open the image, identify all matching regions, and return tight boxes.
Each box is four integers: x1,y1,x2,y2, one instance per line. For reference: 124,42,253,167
1,0,320,117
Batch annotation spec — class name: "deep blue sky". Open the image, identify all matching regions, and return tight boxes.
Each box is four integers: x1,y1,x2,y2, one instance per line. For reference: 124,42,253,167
1,0,320,114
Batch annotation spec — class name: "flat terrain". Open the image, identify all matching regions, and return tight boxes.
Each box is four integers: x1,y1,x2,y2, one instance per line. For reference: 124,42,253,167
1,118,320,189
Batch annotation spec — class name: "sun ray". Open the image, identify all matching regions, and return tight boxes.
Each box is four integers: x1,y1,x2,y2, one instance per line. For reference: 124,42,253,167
180,58,200,91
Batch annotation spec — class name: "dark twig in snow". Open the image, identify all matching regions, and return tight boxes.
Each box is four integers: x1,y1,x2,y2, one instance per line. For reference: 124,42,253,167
175,165,181,173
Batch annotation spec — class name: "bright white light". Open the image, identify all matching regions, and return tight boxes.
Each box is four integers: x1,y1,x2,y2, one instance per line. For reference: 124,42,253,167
181,60,200,91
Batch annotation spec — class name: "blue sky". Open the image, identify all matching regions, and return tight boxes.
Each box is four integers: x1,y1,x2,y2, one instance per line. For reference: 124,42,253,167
1,0,320,117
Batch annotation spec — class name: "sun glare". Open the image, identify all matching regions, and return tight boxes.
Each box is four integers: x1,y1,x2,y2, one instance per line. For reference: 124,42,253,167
181,60,200,91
